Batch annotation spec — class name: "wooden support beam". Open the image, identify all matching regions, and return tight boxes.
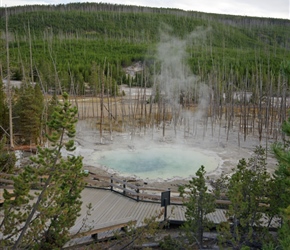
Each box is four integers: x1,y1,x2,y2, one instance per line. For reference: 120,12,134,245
73,217,137,240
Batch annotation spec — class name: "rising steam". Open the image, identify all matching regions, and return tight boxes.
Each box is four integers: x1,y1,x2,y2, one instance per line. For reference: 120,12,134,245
153,26,211,131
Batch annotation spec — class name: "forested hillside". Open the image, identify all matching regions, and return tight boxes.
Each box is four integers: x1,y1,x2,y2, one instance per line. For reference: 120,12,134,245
1,2,290,144
0,2,290,94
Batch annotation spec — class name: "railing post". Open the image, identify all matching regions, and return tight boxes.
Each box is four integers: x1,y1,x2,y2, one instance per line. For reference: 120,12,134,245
161,189,171,222
136,188,139,202
123,180,126,196
110,176,113,191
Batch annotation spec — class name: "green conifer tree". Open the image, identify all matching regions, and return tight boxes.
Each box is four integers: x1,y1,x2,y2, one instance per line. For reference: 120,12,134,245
0,137,16,174
14,83,44,144
0,80,9,138
179,165,216,248
271,115,290,249
0,93,85,249
88,61,99,94
218,146,272,249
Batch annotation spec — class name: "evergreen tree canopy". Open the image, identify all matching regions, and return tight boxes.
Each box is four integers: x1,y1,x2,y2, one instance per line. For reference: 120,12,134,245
179,165,216,248
0,93,85,249
217,147,273,249
13,83,44,144
0,80,9,138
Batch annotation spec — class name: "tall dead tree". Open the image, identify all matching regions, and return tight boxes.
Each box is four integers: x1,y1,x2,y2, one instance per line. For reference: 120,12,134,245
100,62,105,143
5,7,14,148
28,21,34,84
258,64,263,144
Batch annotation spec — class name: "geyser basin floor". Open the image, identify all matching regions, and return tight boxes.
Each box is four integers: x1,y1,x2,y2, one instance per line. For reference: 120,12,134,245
75,120,275,183
97,147,220,180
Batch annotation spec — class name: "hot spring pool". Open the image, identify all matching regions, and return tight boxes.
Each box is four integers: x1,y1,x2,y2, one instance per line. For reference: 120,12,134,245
97,147,220,180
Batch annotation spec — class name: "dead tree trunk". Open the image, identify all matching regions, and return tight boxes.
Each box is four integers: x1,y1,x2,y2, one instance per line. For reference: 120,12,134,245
5,7,14,148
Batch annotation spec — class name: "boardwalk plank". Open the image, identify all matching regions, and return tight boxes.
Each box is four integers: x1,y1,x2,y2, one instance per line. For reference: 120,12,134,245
130,203,144,223
71,188,229,238
140,203,158,225
95,196,126,223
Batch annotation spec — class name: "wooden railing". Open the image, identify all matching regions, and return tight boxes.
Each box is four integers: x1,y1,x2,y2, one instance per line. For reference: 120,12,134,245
85,174,183,204
1,172,231,207
84,174,239,208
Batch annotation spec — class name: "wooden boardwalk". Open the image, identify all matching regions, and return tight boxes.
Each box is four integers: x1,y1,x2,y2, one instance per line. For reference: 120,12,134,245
1,173,228,248
66,187,227,248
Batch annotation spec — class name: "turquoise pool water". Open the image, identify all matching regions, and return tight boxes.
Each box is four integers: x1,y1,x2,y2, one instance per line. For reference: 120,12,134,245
98,147,219,180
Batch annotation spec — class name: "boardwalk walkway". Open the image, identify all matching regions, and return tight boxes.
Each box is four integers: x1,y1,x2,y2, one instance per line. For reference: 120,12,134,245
0,173,227,248
66,187,226,248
